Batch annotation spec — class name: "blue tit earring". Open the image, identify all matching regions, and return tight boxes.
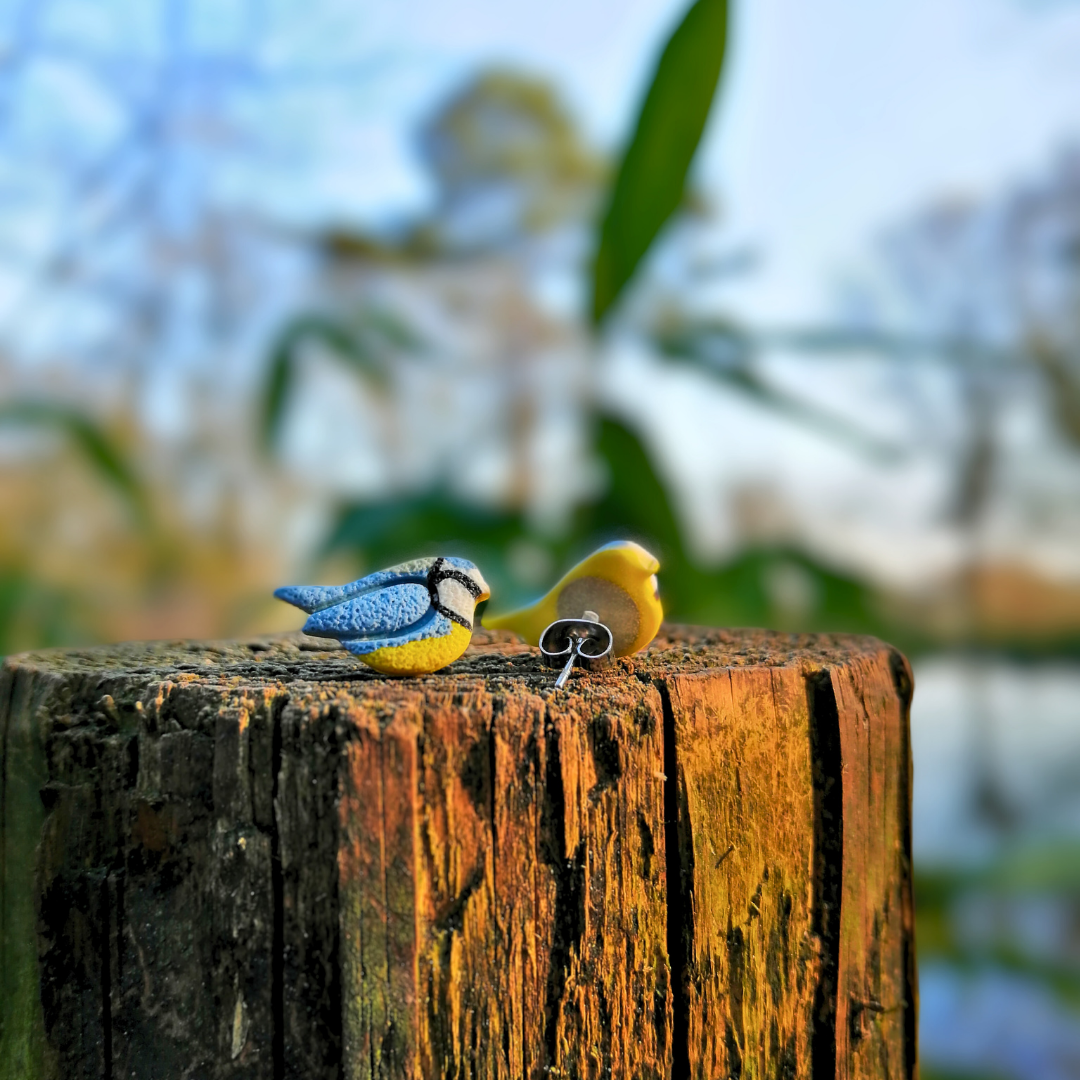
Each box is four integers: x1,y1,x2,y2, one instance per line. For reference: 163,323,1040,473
274,556,490,676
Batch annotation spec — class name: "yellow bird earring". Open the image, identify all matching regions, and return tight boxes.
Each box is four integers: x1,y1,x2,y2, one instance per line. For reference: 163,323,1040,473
483,540,663,687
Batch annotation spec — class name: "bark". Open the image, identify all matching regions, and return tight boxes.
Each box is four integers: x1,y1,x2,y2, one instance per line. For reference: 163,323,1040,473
0,626,916,1080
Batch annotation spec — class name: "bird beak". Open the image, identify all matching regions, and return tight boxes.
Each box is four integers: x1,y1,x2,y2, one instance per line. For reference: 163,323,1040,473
636,552,660,576
473,572,491,603
624,541,660,575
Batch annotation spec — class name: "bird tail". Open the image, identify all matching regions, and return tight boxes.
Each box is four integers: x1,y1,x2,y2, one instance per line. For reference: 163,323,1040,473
273,585,339,614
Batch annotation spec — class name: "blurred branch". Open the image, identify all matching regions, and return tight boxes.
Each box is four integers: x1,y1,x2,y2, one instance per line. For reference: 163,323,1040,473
653,320,906,460
759,326,1026,370
260,310,422,452
1028,336,1080,447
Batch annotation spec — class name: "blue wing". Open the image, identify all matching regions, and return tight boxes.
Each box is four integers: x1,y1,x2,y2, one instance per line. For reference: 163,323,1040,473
301,582,432,640
296,580,456,656
274,561,435,614
274,555,477,655
337,610,455,656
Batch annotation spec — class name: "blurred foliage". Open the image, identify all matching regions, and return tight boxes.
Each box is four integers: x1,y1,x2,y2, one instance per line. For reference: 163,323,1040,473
263,0,884,636
577,414,894,633
321,409,899,638
0,400,150,530
0,399,154,655
0,400,152,655
0,567,87,656
258,0,1079,659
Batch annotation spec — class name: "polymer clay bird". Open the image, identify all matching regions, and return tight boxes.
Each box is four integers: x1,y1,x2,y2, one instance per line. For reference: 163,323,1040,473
274,556,490,676
483,540,662,656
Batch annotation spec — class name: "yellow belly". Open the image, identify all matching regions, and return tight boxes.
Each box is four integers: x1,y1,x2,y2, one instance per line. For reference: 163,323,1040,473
358,622,473,676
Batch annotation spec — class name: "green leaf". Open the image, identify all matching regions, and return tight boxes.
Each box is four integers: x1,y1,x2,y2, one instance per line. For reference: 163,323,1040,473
0,401,149,527
578,413,687,561
260,313,396,452
591,0,729,323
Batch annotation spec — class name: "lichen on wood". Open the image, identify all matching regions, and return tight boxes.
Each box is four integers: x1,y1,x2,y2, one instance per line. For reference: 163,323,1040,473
0,626,916,1079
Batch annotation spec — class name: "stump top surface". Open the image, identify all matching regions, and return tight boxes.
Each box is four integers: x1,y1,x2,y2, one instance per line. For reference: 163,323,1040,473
5,625,895,690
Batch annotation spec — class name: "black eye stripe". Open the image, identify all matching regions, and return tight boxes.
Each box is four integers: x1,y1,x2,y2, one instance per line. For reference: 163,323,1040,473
435,604,472,630
438,569,483,597
425,559,481,629
427,561,483,599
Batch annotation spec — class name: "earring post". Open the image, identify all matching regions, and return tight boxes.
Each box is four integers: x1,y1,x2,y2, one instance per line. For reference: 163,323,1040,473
553,644,579,689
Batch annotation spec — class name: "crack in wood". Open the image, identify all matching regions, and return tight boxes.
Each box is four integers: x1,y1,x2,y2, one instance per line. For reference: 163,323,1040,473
658,678,691,1080
269,694,286,1080
888,648,919,1080
539,719,587,1070
808,669,843,1080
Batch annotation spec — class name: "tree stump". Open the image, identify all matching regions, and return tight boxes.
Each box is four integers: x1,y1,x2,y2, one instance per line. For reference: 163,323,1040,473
0,626,916,1080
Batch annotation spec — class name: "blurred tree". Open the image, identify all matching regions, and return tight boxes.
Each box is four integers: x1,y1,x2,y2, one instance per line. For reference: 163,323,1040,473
869,154,1080,597
415,69,606,246
0,0,398,652
3,0,1072,657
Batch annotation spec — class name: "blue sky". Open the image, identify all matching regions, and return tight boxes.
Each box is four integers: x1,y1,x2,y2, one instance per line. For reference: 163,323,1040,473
7,0,1080,328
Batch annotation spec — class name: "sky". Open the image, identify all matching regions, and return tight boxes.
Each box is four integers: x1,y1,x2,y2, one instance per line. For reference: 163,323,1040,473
9,0,1080,333
5,0,1080,582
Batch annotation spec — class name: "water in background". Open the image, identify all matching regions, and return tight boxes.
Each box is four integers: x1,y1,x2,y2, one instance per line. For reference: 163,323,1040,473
913,657,1080,1080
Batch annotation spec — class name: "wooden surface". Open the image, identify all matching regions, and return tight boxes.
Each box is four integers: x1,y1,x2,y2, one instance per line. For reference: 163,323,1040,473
0,626,917,1080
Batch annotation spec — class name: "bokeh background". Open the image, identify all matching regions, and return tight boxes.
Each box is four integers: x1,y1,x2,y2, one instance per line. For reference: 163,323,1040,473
1,0,1079,1075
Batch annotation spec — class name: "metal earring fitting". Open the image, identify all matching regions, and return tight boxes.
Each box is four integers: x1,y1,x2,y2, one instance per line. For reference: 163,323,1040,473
539,609,614,689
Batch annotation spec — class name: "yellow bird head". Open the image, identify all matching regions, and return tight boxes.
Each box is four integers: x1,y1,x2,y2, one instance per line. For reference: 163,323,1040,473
483,540,663,656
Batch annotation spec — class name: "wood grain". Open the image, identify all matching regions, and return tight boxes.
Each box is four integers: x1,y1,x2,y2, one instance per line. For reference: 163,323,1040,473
0,627,917,1080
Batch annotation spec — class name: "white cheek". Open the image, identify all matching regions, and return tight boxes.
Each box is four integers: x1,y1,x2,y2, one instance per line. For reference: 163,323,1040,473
437,579,475,624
